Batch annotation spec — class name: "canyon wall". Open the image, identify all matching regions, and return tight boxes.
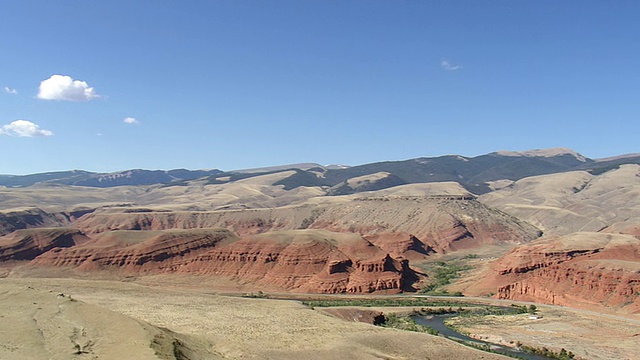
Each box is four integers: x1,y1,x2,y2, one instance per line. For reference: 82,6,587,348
26,228,418,294
481,232,640,313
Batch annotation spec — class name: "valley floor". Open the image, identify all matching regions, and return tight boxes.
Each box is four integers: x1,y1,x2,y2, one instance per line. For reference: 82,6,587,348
0,276,508,360
445,303,640,360
1,275,638,360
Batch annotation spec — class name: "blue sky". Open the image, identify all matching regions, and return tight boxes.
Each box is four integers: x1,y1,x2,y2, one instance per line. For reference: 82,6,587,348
1,1,638,174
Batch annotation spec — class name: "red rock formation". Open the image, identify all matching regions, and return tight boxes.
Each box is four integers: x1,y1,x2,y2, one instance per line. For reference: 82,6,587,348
0,208,70,236
479,232,640,313
179,230,417,294
2,197,541,295
28,228,419,294
602,222,640,239
31,229,237,272
361,233,433,260
0,228,88,261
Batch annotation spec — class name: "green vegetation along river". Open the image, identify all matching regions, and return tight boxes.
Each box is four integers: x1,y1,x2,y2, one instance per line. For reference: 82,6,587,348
413,314,568,360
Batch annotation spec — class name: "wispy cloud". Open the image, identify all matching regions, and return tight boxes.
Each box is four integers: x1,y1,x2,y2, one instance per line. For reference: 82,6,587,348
3,86,18,94
123,117,139,125
0,120,54,137
37,74,100,101
441,59,462,71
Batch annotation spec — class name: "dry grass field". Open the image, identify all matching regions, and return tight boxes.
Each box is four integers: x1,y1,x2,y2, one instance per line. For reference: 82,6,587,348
3,274,639,359
0,277,509,360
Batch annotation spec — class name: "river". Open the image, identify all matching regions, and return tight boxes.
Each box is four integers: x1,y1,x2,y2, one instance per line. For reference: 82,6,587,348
412,314,555,360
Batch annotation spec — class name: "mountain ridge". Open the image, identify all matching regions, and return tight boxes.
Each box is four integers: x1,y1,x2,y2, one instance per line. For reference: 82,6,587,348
2,148,639,195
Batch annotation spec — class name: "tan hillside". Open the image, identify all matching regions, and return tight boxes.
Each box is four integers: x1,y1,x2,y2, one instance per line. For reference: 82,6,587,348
71,196,540,254
353,181,471,197
0,278,509,360
0,184,147,213
494,147,588,161
0,281,220,360
479,164,640,236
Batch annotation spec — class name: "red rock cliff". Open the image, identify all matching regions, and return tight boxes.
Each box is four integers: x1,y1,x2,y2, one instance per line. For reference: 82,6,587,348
482,232,640,313
0,228,88,261
28,228,420,294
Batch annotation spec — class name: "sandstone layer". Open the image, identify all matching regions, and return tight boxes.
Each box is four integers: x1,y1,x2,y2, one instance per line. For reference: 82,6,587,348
179,230,419,293
31,229,238,273
473,232,640,313
24,228,420,294
0,228,88,261
0,208,70,236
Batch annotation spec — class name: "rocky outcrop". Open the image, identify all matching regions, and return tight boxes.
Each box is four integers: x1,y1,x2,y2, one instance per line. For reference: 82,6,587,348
31,229,238,272
0,191,544,296
0,228,88,261
179,230,418,294
0,208,70,236
363,233,434,260
481,232,640,312
497,260,640,309
28,229,419,294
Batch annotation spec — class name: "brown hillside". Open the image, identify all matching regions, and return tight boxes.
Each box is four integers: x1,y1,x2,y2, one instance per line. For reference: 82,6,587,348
0,208,70,236
480,164,640,236
72,197,541,255
0,228,88,261
31,229,238,272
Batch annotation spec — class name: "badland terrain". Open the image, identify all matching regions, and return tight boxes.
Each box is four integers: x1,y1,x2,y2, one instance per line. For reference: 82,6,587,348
1,148,639,359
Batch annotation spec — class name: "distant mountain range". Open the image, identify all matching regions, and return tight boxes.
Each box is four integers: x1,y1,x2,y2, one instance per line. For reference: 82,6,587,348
0,169,223,188
2,148,639,194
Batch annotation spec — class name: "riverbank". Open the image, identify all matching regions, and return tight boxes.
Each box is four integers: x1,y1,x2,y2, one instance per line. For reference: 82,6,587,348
413,314,556,360
445,308,640,360
302,298,639,360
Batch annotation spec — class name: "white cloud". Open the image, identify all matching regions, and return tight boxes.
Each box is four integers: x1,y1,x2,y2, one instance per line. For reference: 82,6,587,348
37,74,100,101
3,86,18,94
441,59,462,71
123,117,139,125
0,120,54,137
